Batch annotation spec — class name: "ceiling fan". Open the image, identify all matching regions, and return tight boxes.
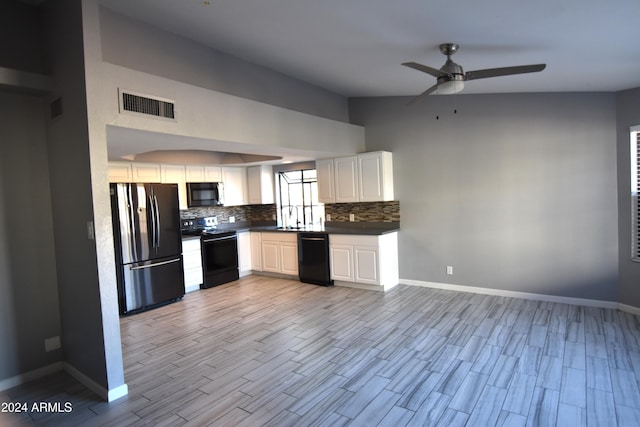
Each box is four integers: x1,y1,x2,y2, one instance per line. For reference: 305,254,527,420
402,43,546,104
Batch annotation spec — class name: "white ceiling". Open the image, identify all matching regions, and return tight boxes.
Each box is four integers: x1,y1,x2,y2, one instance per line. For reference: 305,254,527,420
99,0,640,97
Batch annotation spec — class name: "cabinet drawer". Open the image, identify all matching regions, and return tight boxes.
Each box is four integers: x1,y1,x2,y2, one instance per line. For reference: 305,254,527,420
261,232,297,243
329,234,379,247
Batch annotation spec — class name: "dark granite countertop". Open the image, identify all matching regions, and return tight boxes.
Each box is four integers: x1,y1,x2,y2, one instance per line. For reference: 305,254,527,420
181,220,399,237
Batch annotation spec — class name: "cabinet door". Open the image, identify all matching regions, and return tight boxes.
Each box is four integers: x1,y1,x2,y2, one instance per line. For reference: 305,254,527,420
108,162,133,183
161,165,187,210
280,242,298,276
334,156,359,203
237,231,252,274
185,166,205,182
250,232,262,271
354,246,379,285
131,163,161,182
204,166,222,182
261,240,280,273
316,159,335,204
329,245,354,282
247,165,274,205
222,167,247,206
358,151,394,202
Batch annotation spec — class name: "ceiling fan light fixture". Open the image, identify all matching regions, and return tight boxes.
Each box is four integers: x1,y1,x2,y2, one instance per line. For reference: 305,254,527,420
437,79,464,95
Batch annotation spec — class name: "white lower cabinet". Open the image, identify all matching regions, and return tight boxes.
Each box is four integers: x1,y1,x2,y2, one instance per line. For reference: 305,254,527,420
260,232,298,276
237,231,252,276
329,232,398,290
182,237,202,292
250,232,262,271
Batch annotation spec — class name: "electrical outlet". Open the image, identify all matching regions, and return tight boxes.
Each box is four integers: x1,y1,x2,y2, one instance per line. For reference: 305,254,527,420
349,213,355,222
45,336,61,352
229,216,235,223
326,214,331,222
272,214,276,220
447,266,453,275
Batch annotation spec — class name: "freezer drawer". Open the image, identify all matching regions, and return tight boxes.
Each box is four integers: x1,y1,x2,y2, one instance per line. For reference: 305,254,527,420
119,256,185,315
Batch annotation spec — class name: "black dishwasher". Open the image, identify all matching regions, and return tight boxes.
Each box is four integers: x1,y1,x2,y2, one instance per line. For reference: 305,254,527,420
298,232,333,286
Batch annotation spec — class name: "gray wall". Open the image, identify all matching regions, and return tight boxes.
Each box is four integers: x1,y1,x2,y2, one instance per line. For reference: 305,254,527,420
40,0,114,390
616,88,640,307
99,6,349,122
0,1,46,74
0,92,61,381
350,93,619,301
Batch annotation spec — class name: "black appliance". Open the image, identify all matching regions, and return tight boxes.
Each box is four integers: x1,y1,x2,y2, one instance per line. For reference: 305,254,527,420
200,230,239,288
110,183,185,315
298,232,333,286
187,182,224,207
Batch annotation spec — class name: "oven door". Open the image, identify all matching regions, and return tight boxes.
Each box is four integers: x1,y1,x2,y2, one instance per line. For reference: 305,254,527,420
200,233,239,288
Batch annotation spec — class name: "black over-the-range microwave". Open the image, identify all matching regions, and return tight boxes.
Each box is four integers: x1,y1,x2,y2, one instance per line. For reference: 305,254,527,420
186,182,224,207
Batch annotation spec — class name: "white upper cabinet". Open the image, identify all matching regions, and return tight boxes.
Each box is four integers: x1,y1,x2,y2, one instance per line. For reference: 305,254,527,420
316,158,335,204
334,156,359,203
247,165,274,205
221,167,247,206
131,163,162,183
317,151,394,204
358,151,394,202
185,165,222,182
108,162,133,183
204,166,222,182
160,165,188,210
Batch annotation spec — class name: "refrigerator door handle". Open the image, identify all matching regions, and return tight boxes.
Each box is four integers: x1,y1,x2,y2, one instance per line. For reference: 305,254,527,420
153,194,161,248
129,257,181,271
127,184,138,260
148,195,157,249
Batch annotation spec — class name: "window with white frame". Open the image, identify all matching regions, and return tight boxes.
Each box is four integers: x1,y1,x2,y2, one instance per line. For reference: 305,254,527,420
631,125,640,261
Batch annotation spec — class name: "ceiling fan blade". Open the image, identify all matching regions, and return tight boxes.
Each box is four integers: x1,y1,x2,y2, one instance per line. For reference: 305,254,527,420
464,64,546,81
407,83,439,105
402,62,442,78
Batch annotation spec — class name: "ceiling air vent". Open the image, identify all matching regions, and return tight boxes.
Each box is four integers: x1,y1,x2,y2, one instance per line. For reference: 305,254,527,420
118,89,175,120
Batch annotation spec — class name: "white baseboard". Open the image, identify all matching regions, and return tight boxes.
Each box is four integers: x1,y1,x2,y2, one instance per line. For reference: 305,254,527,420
63,363,128,402
400,278,623,311
618,303,640,317
0,362,63,393
334,280,384,292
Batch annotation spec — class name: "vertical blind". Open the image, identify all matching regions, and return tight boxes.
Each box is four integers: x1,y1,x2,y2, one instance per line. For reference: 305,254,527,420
632,130,640,261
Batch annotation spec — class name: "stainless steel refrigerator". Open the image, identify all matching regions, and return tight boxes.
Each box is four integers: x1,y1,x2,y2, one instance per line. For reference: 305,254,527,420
110,183,185,315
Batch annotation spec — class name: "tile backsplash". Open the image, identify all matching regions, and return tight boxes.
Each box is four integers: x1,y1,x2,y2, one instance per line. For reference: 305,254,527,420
325,201,400,222
181,201,399,224
181,204,276,223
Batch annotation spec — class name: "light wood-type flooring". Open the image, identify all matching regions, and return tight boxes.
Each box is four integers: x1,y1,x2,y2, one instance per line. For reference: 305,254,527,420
3,275,640,426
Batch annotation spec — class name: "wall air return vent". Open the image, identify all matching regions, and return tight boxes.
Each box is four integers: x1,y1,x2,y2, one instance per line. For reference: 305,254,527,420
118,89,176,121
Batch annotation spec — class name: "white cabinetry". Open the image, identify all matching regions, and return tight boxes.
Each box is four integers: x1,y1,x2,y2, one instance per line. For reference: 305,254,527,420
161,165,188,210
182,237,202,292
131,163,162,182
329,232,398,290
237,231,252,277
205,166,223,182
318,151,394,204
334,156,359,203
358,151,394,202
260,232,298,276
185,165,223,182
108,162,133,183
221,167,247,206
250,232,262,271
316,159,335,204
247,165,274,204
